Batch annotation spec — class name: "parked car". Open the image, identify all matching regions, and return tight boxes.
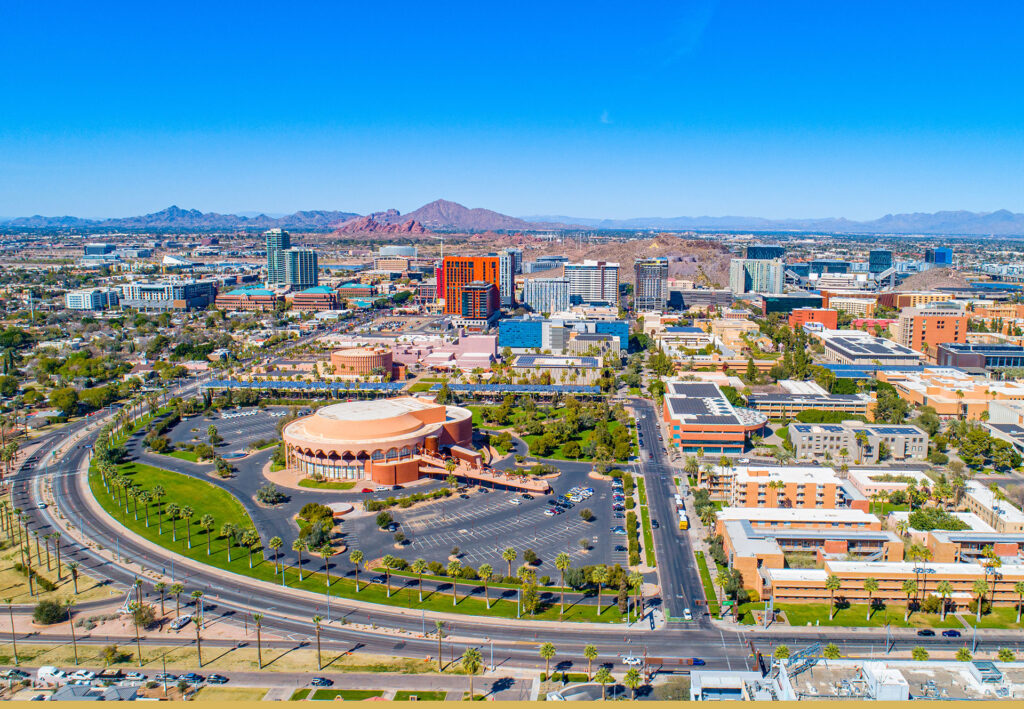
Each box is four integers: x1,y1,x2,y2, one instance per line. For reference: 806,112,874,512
622,656,643,666
311,678,333,687
509,498,521,505
942,630,961,638
614,545,628,552
522,493,534,500
177,673,204,683
69,670,96,681
206,675,229,685
613,512,625,519
917,629,935,637
170,615,191,631
612,527,627,535
544,509,556,517
154,673,176,683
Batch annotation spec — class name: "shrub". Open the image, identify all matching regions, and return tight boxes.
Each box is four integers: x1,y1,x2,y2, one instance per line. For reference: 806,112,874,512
33,600,66,625
908,508,970,532
256,483,287,505
523,549,538,565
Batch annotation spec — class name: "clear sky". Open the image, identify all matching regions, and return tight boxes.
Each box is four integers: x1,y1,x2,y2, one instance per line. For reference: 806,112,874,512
2,1,1023,220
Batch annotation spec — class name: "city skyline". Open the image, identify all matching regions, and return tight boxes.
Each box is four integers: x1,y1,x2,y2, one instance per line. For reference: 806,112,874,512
3,2,1024,219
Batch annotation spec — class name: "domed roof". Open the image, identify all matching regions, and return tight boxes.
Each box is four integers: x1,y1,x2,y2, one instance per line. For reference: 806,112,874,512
284,397,442,443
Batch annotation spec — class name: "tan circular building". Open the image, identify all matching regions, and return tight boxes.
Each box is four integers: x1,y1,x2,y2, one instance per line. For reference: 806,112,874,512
282,396,473,485
330,347,393,376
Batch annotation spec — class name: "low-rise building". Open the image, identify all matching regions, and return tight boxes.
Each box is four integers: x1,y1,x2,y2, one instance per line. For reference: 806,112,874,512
829,297,877,317
788,421,928,464
877,367,1024,419
894,307,969,358
291,285,338,312
963,480,1024,534
746,380,875,419
662,381,766,454
698,464,850,508
214,287,280,312
64,287,120,311
937,342,1024,371
120,279,217,312
510,354,601,384
820,332,922,366
788,308,838,330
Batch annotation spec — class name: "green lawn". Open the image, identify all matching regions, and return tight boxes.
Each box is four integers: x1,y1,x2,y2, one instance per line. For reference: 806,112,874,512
735,601,764,625
89,461,624,623
970,606,1024,629
394,691,448,701
311,689,383,700
638,505,656,568
165,450,200,463
693,551,720,615
778,603,964,629
253,440,279,451
408,382,432,393
298,479,357,490
290,689,310,700
637,478,648,506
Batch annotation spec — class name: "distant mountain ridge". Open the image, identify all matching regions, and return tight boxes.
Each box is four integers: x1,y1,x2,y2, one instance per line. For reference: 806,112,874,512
1,205,361,231
520,209,1024,236
6,201,1024,235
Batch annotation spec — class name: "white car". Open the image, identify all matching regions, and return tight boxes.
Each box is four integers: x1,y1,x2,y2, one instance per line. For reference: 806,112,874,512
170,615,192,631
684,608,693,621
622,656,643,666
70,670,97,681
509,498,521,505
543,509,556,516
125,672,147,681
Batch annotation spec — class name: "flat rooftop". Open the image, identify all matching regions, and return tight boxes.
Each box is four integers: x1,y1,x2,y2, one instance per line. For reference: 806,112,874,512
664,381,743,426
316,396,436,422
512,354,600,368
824,334,921,359
717,506,877,524
966,481,1024,523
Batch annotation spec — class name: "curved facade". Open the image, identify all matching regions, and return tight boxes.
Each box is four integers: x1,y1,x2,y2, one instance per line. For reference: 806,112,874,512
282,396,473,485
330,347,393,375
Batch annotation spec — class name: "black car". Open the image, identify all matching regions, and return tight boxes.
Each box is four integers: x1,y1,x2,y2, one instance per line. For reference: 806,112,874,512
614,545,628,552
942,630,961,638
311,677,333,687
917,629,935,637
522,493,534,500
651,520,660,529
206,675,229,685
178,673,203,683
613,512,625,519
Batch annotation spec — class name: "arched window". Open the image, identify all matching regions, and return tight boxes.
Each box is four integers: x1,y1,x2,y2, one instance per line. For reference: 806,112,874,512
371,450,384,461
399,446,411,458
386,448,399,460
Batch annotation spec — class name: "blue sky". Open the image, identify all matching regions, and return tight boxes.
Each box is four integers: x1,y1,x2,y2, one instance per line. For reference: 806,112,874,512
2,1,1023,220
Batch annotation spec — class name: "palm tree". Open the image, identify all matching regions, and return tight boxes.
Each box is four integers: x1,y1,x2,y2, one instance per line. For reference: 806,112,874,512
539,642,556,678
462,647,482,699
67,561,80,595
128,601,144,666
594,667,614,700
220,523,236,562
293,539,307,581
191,590,204,627
268,536,283,574
902,579,917,621
171,583,184,617
154,582,167,617
241,529,261,568
411,559,428,603
137,492,151,527
1015,581,1024,624
434,621,445,671
199,515,215,556
863,577,879,621
628,572,644,621
592,565,609,614
320,545,336,588
825,574,842,620
66,601,78,666
382,555,398,598
502,547,517,578
623,667,642,700
194,612,203,667
252,612,264,669
478,563,493,609
5,598,17,667
447,559,463,605
555,552,571,615
348,549,363,590
313,615,323,670
181,506,195,548
584,644,599,680
973,579,989,622
151,485,165,533
167,503,180,541
936,580,954,621
823,643,841,660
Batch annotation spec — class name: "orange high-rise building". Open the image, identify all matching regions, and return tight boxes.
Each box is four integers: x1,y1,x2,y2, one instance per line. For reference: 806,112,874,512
443,256,500,315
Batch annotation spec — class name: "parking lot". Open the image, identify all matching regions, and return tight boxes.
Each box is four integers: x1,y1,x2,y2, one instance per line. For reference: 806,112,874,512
346,464,626,571
167,407,288,455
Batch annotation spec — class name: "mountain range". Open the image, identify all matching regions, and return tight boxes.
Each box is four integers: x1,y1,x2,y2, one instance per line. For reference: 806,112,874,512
5,200,1024,236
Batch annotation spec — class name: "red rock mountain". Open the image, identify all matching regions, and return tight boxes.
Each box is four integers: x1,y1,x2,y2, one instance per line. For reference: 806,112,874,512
333,215,428,234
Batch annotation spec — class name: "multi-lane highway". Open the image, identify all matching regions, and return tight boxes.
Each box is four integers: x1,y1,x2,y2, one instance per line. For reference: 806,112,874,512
9,391,1024,676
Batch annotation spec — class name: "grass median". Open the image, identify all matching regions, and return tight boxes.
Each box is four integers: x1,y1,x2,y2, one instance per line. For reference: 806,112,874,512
694,551,720,615
88,461,623,623
297,479,357,490
638,504,656,568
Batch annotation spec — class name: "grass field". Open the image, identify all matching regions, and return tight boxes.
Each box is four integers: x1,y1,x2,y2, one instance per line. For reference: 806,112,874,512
311,689,384,700
290,689,310,700
638,504,656,567
693,551,720,615
394,690,448,701
408,382,432,393
522,420,631,462
195,686,269,701
778,603,964,629
297,479,357,490
89,461,624,623
637,478,647,506
165,450,200,463
970,606,1024,629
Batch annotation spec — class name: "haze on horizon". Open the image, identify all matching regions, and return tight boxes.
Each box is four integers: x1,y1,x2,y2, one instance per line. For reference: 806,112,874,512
2,1,1023,221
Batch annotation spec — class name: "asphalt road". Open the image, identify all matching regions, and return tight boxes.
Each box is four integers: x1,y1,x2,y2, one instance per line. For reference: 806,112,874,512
9,389,1024,677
